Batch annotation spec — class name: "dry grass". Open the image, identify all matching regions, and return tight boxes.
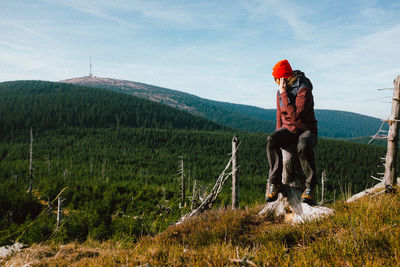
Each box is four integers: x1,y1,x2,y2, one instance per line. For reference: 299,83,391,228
4,189,400,266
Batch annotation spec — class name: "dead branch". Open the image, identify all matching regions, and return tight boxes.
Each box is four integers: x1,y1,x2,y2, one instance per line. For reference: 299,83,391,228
228,258,257,266
371,175,383,182
176,157,233,225
368,120,387,144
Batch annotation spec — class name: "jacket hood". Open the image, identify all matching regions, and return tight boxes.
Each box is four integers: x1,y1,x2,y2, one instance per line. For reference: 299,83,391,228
287,70,313,91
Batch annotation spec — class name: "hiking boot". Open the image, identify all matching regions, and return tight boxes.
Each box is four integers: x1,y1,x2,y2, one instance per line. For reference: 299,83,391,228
266,184,281,202
301,188,315,205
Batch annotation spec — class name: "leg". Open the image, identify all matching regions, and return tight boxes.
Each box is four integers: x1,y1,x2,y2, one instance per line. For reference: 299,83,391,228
297,130,318,190
267,128,298,186
266,128,298,201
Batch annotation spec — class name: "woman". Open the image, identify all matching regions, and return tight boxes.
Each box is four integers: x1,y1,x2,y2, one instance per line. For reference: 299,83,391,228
266,59,318,205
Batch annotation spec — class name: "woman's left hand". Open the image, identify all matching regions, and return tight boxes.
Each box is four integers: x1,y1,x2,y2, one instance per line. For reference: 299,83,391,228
279,77,287,94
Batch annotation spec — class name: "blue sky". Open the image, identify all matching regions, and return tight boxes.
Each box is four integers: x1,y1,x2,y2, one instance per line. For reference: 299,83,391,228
1,0,399,119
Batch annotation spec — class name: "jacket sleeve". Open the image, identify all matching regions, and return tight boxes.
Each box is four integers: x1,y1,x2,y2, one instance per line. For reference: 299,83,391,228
276,91,282,130
280,87,309,123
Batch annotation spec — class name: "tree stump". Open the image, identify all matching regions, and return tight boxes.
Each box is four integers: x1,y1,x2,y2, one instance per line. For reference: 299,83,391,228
259,146,333,223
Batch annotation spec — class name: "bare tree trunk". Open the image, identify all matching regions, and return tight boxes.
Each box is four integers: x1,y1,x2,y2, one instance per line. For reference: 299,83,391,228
188,169,191,198
48,195,52,214
320,170,326,204
47,154,51,177
28,127,34,195
179,156,186,208
333,189,336,204
191,179,197,211
280,146,305,189
7,210,13,226
384,76,400,187
232,136,239,210
56,196,64,230
90,158,93,177
102,157,106,180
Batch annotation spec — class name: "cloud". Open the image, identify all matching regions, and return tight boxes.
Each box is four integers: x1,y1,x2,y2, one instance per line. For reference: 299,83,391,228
244,0,317,40
1,0,399,119
1,20,53,40
306,23,400,80
45,0,250,31
308,22,400,117
43,0,140,28
0,40,31,50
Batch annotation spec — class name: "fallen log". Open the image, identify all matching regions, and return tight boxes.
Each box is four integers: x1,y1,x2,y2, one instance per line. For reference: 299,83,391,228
346,178,400,203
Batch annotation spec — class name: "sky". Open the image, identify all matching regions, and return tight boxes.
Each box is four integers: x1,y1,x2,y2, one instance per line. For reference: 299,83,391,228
1,0,399,119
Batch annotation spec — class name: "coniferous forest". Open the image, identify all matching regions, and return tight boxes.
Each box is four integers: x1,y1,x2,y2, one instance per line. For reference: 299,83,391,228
63,76,386,138
0,81,392,246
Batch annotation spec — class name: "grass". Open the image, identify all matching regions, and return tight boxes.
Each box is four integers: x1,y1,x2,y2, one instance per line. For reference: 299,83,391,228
3,189,400,266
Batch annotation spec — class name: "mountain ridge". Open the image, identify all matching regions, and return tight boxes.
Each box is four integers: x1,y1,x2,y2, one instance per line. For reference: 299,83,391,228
0,80,229,134
61,76,385,138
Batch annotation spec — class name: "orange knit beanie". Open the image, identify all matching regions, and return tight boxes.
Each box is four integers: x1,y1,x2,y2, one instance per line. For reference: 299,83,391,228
272,59,293,79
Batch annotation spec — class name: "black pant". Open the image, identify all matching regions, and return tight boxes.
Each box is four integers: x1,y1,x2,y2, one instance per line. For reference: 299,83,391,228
267,127,318,189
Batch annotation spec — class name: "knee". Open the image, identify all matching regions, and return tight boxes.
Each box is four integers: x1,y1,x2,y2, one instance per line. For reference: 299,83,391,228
268,130,280,144
297,141,312,155
267,135,276,148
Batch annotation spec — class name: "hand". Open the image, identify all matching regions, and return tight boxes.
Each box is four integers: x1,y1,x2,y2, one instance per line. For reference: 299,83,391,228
279,77,287,94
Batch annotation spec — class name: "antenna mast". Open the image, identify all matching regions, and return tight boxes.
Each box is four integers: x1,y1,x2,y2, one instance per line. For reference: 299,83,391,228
89,56,93,78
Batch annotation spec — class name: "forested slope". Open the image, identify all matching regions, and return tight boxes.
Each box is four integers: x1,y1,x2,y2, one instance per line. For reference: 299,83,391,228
62,76,385,137
0,80,392,247
61,77,276,133
0,80,229,134
0,129,388,245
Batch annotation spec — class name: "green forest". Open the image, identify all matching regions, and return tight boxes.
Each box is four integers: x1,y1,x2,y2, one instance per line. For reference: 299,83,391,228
64,77,386,138
0,81,392,246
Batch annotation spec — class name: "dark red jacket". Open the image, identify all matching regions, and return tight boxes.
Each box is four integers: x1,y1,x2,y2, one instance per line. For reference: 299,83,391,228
276,70,318,134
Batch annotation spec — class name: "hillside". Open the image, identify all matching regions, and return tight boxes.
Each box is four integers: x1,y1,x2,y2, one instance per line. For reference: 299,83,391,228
0,79,393,260
0,80,229,134
3,191,400,266
61,76,276,133
61,76,386,138
0,127,388,247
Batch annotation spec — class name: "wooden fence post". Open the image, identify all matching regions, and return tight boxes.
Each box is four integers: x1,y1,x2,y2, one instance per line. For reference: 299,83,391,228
232,136,239,210
384,76,400,187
